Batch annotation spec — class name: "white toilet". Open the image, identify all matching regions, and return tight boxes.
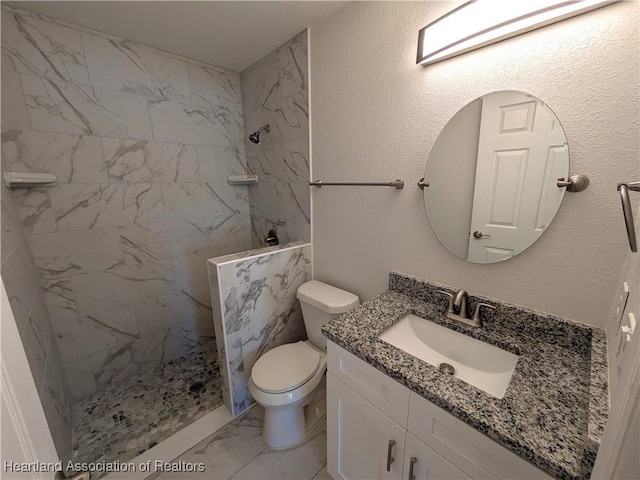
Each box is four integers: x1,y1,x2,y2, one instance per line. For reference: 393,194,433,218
248,280,359,449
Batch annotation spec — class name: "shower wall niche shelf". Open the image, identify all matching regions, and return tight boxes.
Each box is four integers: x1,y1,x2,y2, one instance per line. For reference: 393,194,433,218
228,174,258,186
4,171,58,188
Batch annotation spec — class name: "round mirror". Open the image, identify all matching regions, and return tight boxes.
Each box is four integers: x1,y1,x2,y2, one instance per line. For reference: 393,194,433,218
424,91,569,264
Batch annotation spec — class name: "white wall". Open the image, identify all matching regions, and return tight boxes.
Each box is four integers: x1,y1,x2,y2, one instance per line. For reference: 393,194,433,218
310,0,639,328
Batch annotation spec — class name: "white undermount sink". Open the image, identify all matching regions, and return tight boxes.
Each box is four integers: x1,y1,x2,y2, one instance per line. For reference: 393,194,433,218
379,314,518,399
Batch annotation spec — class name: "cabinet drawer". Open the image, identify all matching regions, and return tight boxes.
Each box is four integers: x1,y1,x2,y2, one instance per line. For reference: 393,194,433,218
328,341,410,426
408,393,551,480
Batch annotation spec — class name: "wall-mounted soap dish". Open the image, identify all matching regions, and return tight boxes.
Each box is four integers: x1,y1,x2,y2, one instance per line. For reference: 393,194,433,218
4,171,58,188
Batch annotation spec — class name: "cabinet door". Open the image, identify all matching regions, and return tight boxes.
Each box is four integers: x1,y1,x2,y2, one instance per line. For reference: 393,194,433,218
403,433,477,480
328,373,406,480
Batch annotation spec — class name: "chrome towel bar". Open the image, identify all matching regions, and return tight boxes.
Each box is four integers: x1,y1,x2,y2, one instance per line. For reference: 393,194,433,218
310,179,404,189
618,181,640,252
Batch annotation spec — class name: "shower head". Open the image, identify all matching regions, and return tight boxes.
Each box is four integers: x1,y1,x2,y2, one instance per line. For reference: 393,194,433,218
249,124,270,144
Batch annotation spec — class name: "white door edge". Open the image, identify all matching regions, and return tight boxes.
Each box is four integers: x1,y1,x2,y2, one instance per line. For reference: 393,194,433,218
1,281,59,479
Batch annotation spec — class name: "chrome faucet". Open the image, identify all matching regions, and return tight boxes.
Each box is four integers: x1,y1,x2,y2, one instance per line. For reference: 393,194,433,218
439,289,495,328
452,290,469,318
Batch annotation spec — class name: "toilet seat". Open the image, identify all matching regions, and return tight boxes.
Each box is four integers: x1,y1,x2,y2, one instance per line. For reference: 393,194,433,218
252,341,321,393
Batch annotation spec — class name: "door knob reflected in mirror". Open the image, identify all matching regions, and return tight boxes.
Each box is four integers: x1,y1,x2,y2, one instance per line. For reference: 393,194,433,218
473,231,491,239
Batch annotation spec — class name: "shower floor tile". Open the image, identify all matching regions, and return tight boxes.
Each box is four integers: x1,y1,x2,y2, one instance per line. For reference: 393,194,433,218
71,345,223,475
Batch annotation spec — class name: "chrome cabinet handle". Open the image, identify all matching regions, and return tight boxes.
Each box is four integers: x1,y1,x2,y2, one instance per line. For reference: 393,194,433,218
386,439,396,472
408,456,417,480
473,230,491,239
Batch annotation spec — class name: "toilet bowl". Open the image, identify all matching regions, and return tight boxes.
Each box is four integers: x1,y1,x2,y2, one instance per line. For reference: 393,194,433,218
249,281,359,449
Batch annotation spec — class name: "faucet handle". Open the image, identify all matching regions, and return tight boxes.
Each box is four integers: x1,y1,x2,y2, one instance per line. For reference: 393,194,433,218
472,302,496,322
438,290,454,312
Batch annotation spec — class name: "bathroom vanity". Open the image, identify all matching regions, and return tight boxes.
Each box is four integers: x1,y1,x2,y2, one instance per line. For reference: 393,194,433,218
322,273,608,480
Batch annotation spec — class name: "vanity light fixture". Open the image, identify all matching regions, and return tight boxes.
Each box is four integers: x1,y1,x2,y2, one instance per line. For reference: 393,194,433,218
417,0,618,65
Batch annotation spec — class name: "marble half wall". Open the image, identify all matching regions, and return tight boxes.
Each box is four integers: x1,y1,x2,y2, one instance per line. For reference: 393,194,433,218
208,242,311,416
1,5,251,399
241,31,310,247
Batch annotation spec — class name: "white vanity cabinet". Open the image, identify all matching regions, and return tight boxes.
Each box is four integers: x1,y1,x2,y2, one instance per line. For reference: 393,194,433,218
327,341,552,480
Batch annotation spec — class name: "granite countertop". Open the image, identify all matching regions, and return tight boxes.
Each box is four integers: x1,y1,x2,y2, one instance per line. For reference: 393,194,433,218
321,273,608,480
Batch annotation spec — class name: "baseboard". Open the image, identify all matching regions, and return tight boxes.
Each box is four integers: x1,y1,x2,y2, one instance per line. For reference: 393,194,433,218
102,404,233,480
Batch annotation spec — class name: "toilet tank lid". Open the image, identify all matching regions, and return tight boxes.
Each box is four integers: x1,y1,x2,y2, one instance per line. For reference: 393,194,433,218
296,280,360,314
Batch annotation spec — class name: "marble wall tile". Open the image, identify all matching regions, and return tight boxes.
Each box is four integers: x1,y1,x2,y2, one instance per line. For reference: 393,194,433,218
70,259,175,316
188,63,241,107
282,139,310,183
40,278,80,326
265,90,309,143
149,99,243,148
102,138,199,183
217,262,238,290
82,33,191,103
1,70,31,129
285,219,311,244
59,355,98,400
48,183,163,230
279,32,307,98
21,74,153,139
161,182,248,221
41,346,73,463
1,242,40,332
54,305,139,364
21,315,48,391
1,11,89,84
241,52,280,126
1,130,108,183
28,290,54,348
29,228,124,279
225,329,251,414
12,188,57,234
209,288,232,410
196,145,247,182
183,282,213,310
241,31,309,247
1,184,24,262
286,182,311,223
134,290,210,332
235,244,310,285
172,249,220,289
120,216,249,265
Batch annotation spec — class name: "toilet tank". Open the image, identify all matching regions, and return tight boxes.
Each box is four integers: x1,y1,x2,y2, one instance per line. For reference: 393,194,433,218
296,281,360,350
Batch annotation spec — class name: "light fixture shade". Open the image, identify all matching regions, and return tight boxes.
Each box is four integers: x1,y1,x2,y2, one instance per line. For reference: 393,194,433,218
417,0,618,65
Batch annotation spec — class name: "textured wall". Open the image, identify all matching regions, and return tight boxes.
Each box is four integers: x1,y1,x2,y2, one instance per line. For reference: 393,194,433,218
241,31,310,248
208,242,311,415
1,5,251,399
310,1,639,328
1,181,72,461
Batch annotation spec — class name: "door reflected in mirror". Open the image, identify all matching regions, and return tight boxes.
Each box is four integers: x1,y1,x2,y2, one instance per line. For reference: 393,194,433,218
423,91,569,264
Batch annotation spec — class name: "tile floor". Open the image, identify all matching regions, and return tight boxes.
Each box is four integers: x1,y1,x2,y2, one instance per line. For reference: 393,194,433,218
72,345,223,474
148,408,328,480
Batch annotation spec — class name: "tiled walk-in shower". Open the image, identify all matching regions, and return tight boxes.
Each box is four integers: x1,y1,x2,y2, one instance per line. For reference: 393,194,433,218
72,345,223,475
1,3,310,472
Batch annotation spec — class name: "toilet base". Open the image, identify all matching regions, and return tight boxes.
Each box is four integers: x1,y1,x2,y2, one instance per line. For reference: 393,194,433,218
256,374,327,450
262,402,307,449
